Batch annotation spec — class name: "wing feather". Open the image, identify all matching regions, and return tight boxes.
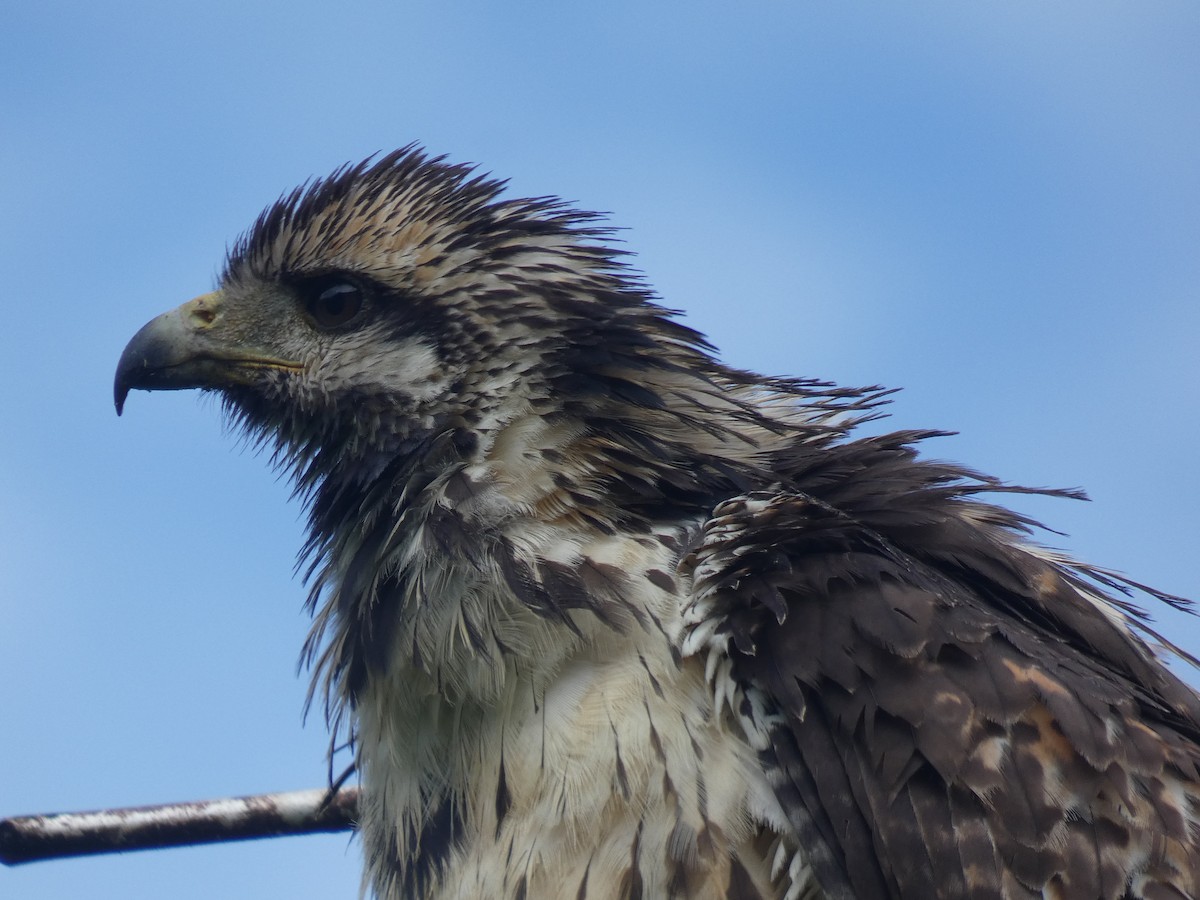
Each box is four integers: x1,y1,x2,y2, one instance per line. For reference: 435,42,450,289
682,437,1200,899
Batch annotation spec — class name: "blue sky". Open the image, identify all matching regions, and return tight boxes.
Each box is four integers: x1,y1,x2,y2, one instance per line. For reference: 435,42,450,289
2,3,1198,898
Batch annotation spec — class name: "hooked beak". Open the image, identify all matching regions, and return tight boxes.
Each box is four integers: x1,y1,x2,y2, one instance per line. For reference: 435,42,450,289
114,292,301,415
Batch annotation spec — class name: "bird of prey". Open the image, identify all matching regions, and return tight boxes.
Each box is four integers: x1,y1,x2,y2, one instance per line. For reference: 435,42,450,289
114,147,1200,900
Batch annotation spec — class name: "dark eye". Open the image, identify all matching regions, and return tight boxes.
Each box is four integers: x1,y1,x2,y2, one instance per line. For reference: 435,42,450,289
305,280,364,330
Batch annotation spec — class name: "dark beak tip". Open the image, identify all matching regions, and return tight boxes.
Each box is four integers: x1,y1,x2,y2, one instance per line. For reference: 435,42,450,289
113,343,142,417
113,311,177,418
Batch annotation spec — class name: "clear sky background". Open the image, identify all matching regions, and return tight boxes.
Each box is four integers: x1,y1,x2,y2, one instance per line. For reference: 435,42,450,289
2,3,1198,898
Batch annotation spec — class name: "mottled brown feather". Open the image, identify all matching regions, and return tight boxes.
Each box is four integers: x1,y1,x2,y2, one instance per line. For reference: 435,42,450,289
685,474,1200,899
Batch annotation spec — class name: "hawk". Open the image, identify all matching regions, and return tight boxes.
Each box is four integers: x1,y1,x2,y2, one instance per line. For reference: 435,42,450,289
114,148,1200,899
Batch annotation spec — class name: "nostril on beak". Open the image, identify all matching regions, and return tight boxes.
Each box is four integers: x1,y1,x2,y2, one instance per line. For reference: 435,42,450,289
184,292,221,328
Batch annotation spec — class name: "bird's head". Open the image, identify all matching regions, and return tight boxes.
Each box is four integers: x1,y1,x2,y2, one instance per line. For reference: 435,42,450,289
118,148,670,483
116,145,874,542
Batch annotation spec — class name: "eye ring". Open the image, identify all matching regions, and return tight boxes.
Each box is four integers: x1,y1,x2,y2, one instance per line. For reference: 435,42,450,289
304,278,365,330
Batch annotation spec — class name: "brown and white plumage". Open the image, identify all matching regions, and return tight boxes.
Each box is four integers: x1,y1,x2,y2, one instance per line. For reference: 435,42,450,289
115,147,1200,899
